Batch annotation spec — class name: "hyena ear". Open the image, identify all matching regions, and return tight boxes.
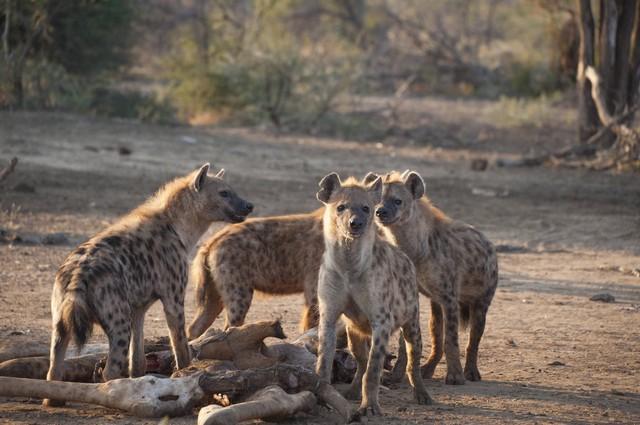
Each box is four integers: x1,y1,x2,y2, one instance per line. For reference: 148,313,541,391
404,171,425,199
367,176,383,204
215,168,225,179
317,172,341,204
192,163,210,192
362,172,380,185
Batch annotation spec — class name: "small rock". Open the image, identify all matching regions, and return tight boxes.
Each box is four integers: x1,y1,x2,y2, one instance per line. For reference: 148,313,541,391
590,293,615,303
495,244,529,253
505,338,517,347
117,146,132,155
11,234,40,245
611,389,625,396
180,136,198,144
547,361,565,366
12,182,35,193
470,158,488,171
41,232,70,245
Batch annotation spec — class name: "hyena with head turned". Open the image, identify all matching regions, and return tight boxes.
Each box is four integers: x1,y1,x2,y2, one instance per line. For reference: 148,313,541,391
315,173,432,418
187,208,325,339
368,170,498,385
44,163,253,407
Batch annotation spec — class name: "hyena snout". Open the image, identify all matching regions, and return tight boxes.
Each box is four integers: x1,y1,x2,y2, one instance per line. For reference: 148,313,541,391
226,196,254,222
375,203,398,225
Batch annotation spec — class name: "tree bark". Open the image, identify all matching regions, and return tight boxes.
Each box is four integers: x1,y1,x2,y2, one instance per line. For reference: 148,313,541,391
577,0,600,142
597,0,619,115
629,3,640,108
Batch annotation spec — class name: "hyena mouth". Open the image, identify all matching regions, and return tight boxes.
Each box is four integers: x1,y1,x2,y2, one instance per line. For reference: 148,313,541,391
225,209,248,223
377,216,399,226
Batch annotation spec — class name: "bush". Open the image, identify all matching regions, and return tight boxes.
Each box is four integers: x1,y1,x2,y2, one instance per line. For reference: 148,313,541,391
89,88,177,124
164,1,364,131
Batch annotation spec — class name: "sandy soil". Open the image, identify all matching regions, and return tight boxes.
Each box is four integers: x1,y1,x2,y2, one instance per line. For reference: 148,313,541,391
0,103,639,424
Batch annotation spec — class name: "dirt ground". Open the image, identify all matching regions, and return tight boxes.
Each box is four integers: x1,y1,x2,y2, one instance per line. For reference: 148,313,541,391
0,101,639,424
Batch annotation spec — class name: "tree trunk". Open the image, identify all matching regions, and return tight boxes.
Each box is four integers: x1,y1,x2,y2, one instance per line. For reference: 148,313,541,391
597,0,619,114
577,0,600,142
612,0,637,115
629,3,640,108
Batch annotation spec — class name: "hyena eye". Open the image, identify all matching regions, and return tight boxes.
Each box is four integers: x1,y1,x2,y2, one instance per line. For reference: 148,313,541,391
219,190,230,198
362,205,370,213
336,204,346,212
394,199,402,206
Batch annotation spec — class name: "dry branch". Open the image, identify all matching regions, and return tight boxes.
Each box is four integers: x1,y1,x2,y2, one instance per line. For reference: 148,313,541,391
197,385,316,425
0,157,17,183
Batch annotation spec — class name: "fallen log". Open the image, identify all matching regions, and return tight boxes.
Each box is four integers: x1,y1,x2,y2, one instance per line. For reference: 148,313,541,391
197,385,316,425
0,157,17,183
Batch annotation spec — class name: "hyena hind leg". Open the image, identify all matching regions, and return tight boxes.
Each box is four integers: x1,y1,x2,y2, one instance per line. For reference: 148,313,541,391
421,300,444,379
464,303,488,381
343,325,369,400
163,300,191,370
402,319,433,405
43,321,71,407
129,307,148,377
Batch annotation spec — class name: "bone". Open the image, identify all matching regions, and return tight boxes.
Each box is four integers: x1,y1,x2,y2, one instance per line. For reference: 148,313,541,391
197,385,316,425
0,375,204,417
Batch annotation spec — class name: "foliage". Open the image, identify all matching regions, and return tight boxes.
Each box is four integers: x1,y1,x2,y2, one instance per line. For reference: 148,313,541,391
1,0,133,108
164,0,363,130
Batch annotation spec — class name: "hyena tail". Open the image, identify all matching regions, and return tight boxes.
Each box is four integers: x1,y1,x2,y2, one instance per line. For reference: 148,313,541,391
187,248,222,339
60,272,93,351
458,302,470,330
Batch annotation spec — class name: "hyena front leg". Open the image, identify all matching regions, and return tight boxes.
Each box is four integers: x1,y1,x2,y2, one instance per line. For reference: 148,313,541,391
421,300,444,379
161,296,190,370
358,325,391,417
315,268,345,384
43,319,71,407
464,302,488,381
343,324,369,400
402,314,433,405
442,296,465,385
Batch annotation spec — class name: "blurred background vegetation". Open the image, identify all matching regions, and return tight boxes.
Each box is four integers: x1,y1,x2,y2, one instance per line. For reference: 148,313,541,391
0,0,596,133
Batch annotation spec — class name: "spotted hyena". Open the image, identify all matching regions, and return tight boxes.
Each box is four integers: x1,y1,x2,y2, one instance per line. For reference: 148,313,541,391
187,208,325,339
368,170,498,385
44,164,253,407
315,173,432,418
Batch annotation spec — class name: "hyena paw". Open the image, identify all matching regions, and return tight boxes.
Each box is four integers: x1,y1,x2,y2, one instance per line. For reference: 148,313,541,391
355,401,383,417
341,383,362,400
413,387,434,405
464,365,482,381
445,369,466,385
43,398,65,408
420,361,438,379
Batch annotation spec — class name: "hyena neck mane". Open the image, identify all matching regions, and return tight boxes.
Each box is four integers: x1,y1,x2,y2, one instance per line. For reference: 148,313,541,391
322,211,376,274
131,175,210,250
384,196,451,262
